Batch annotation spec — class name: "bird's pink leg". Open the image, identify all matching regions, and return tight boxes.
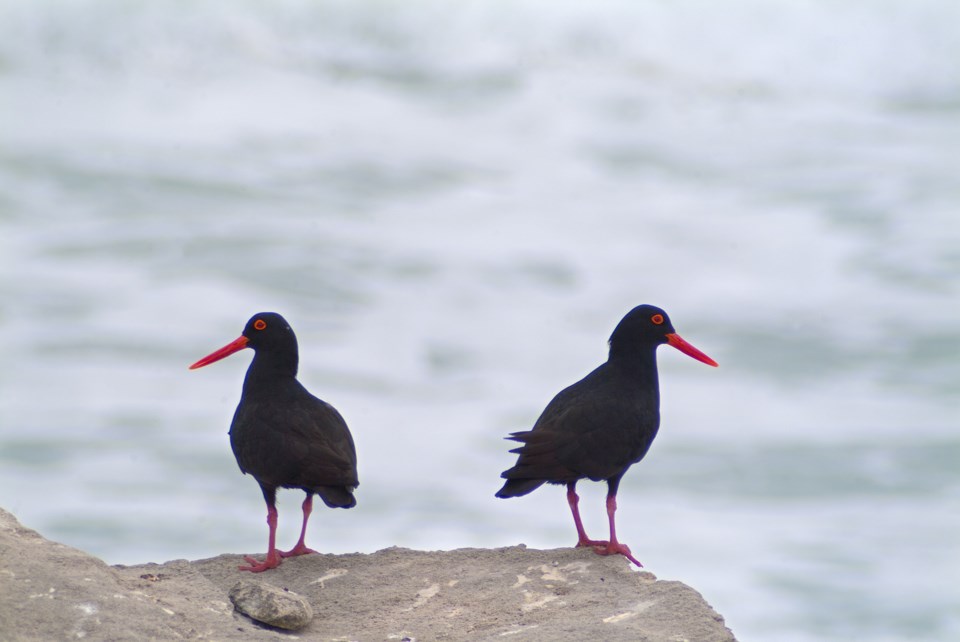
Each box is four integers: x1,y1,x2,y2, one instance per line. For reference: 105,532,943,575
592,493,643,567
279,495,318,558
239,504,282,572
567,483,608,548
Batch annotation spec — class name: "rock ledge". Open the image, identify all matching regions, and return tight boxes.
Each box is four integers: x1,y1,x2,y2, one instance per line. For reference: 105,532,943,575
0,507,736,641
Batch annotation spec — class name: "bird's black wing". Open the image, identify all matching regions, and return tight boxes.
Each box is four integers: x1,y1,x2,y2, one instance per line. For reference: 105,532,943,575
282,396,359,489
499,364,660,485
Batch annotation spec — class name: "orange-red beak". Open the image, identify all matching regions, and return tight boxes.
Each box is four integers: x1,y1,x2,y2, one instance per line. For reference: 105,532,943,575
666,333,718,367
189,336,249,370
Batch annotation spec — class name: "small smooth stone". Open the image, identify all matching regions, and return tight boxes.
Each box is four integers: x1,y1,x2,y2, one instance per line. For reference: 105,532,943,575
228,580,314,630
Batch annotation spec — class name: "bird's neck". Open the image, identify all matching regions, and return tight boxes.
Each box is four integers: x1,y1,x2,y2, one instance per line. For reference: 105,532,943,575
243,351,299,393
607,344,660,385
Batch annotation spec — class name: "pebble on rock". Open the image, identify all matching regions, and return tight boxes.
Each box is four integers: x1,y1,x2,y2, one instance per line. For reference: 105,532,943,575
228,580,314,630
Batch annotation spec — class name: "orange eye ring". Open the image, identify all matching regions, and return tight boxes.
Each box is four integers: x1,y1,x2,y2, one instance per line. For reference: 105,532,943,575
253,319,267,331
651,314,665,325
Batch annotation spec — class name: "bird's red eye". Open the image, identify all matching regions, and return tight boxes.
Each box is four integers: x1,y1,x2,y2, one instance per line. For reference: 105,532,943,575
651,314,664,325
254,319,267,331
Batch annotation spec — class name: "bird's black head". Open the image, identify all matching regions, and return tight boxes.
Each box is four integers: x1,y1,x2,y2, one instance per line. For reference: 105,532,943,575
241,312,297,353
189,312,300,375
609,305,676,353
608,304,717,367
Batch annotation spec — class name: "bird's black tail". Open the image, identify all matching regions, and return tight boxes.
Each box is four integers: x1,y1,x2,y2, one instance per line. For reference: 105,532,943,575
495,478,545,498
315,485,357,508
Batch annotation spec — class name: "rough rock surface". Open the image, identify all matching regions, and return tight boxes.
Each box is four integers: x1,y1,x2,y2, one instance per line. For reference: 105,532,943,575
0,507,737,641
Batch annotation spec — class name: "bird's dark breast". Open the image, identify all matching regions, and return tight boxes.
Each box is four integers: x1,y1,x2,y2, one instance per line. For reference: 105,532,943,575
229,392,358,493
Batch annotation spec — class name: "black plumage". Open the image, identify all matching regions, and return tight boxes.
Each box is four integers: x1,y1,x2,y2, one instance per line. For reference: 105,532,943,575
496,304,717,566
191,312,357,572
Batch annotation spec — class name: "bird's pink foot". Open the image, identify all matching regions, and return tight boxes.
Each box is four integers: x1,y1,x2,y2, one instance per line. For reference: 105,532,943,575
279,543,317,558
592,541,643,567
238,552,282,572
575,538,610,548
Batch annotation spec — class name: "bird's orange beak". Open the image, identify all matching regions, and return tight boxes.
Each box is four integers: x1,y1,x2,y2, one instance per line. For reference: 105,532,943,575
665,333,718,367
189,336,249,370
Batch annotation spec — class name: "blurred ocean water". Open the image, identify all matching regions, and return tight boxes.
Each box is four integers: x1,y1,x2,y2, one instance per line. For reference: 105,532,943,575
1,1,958,640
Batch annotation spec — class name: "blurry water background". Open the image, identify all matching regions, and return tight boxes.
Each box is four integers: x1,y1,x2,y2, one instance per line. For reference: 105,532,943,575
1,1,958,640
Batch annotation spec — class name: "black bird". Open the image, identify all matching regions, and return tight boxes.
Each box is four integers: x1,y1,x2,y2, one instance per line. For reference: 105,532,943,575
496,304,717,566
190,312,358,572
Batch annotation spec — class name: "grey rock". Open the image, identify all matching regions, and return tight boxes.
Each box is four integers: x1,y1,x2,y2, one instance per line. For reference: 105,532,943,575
229,579,314,630
0,507,737,641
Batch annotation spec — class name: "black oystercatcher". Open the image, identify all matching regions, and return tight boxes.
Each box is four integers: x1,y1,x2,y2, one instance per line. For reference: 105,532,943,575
190,313,358,572
495,305,717,567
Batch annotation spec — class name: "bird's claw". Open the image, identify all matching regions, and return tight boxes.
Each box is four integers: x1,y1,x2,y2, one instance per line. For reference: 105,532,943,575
238,553,281,572
575,538,610,548
279,544,317,558
591,542,643,567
